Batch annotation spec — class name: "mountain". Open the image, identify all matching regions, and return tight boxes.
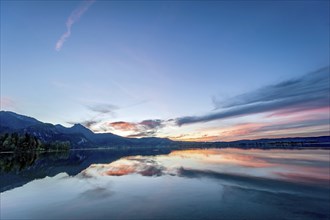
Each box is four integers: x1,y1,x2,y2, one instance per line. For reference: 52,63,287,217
133,137,174,145
0,111,42,132
55,123,132,145
0,111,328,149
55,123,95,140
0,111,173,148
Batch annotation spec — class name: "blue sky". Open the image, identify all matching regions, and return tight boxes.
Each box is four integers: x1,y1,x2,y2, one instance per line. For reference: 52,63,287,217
1,1,329,141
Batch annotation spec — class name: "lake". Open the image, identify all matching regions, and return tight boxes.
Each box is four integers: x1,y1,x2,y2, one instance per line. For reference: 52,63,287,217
1,148,329,220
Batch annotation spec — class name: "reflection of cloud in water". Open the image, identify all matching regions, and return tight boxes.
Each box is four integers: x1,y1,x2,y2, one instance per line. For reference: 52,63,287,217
77,153,329,203
79,187,113,199
177,168,330,199
169,149,274,168
273,172,330,186
2,149,329,220
81,156,167,177
169,149,329,166
79,148,330,190
167,149,330,183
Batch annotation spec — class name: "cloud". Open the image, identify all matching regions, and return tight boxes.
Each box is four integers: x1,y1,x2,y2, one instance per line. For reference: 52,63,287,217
126,131,158,138
81,119,100,128
178,168,330,191
108,119,165,138
67,119,100,128
176,67,330,126
109,121,138,131
254,118,330,133
213,67,329,109
87,104,119,114
55,0,95,51
71,101,149,132
140,119,164,130
85,100,148,115
215,114,330,141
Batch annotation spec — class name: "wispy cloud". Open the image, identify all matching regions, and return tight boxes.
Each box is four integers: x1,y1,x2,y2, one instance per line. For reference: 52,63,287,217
177,67,329,126
85,100,147,115
81,119,101,128
214,67,329,109
254,118,330,133
216,115,330,141
67,119,101,128
87,103,119,114
71,101,150,133
55,0,95,51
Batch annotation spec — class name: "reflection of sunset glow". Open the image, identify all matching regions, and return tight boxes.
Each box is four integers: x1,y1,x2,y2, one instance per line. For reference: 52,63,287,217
169,149,272,168
81,149,330,186
168,149,330,184
273,172,330,184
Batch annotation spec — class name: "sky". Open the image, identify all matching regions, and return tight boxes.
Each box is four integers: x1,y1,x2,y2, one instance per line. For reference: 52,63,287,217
1,0,329,141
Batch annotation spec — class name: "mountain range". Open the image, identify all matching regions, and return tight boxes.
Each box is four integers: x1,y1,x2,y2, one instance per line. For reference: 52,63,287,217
0,111,329,149
0,111,173,148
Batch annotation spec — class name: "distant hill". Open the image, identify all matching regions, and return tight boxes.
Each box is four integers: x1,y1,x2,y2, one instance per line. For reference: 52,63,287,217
181,136,330,148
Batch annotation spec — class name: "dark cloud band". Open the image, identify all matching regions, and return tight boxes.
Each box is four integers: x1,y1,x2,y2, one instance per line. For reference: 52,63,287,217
176,67,329,126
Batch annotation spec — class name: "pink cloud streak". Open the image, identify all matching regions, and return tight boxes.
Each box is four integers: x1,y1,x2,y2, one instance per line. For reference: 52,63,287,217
0,97,16,110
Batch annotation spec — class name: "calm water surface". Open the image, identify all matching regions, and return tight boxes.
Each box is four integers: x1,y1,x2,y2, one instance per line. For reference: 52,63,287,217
1,148,329,219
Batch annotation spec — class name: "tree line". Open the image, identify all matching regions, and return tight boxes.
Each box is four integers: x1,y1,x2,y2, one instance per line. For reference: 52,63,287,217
0,133,70,152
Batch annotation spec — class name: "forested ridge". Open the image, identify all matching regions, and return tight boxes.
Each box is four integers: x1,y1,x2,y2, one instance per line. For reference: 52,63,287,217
0,133,70,152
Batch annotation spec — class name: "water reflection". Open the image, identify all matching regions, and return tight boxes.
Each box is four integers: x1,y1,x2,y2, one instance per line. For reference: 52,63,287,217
0,148,171,192
0,151,69,173
166,149,330,185
1,148,329,220
81,157,166,177
82,149,329,186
